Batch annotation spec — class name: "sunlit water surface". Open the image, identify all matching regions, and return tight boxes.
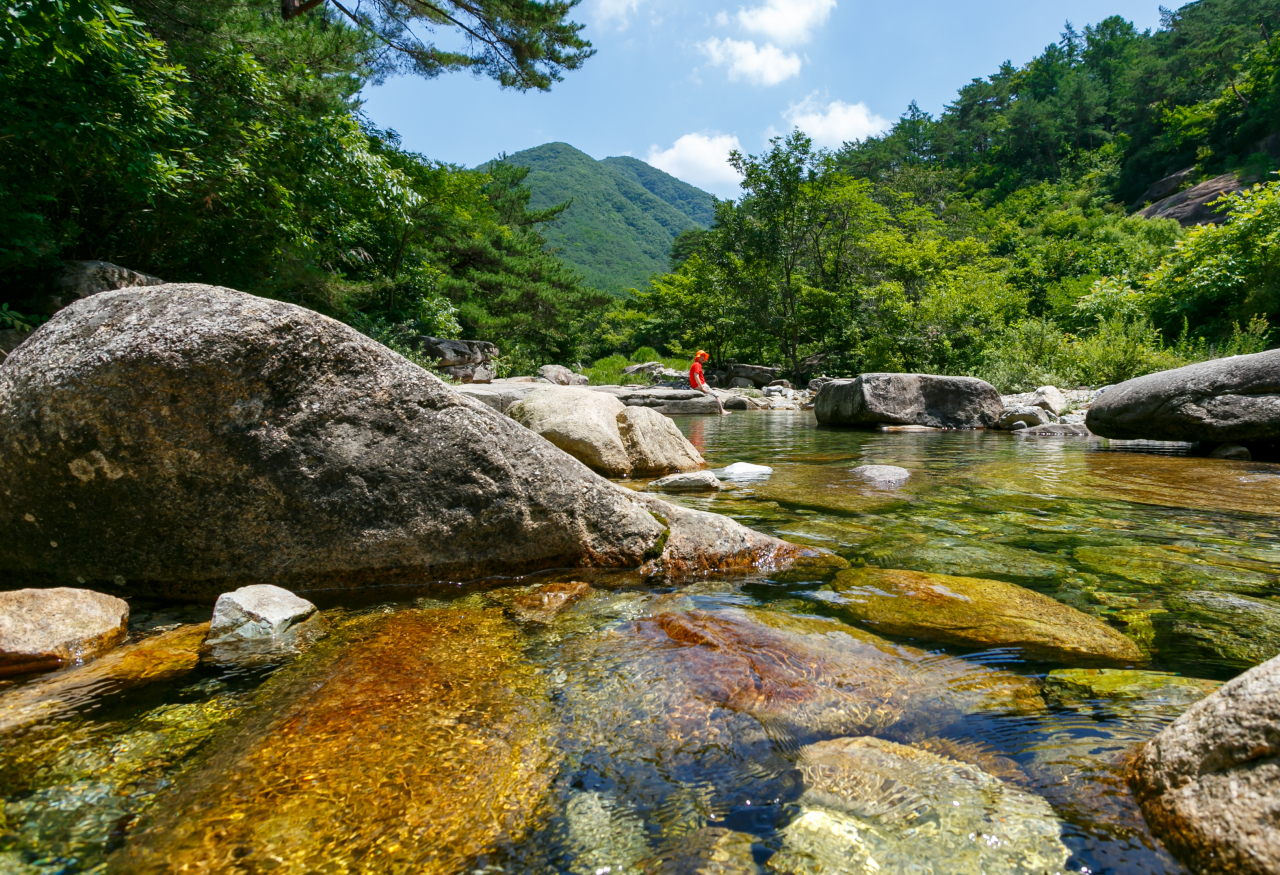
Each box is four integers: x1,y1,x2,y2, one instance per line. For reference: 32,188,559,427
3,412,1279,875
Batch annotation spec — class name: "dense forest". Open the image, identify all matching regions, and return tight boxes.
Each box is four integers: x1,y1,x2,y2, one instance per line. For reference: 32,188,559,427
2,0,1278,389
620,0,1280,389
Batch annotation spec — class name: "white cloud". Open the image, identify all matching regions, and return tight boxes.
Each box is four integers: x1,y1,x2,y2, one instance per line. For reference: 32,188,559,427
736,0,835,45
783,94,890,147
645,133,743,196
591,0,644,29
699,37,801,86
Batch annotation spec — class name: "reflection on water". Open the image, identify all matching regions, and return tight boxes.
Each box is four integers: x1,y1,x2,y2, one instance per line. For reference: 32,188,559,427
2,411,1278,874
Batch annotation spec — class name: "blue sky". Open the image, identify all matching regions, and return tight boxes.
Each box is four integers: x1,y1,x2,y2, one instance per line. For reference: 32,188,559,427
361,0,1167,197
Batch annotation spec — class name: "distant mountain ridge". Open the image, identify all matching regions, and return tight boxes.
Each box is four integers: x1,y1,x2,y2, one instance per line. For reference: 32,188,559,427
495,143,717,294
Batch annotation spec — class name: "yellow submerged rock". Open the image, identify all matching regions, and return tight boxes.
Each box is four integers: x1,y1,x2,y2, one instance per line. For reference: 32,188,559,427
829,567,1145,665
111,608,553,875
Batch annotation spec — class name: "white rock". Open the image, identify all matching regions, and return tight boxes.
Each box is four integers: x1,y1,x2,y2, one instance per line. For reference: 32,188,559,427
851,464,911,487
720,462,773,480
208,585,316,642
1031,385,1068,416
646,471,722,492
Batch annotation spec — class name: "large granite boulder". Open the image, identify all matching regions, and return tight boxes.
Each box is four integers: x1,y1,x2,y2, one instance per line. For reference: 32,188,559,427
617,405,704,475
1085,349,1280,448
510,386,633,476
0,588,129,675
510,387,704,477
0,285,812,597
828,567,1146,664
1128,653,1280,875
1137,173,1243,226
814,373,1003,429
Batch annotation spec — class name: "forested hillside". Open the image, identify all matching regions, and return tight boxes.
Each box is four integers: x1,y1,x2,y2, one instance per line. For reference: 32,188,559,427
497,143,716,294
608,0,1280,389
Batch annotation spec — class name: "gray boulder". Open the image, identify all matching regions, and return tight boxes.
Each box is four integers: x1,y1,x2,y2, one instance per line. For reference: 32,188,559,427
621,360,664,376
539,363,589,386
0,285,814,596
1085,349,1280,447
726,363,780,388
1031,385,1067,416
0,588,129,674
998,405,1057,429
510,387,632,476
1128,653,1280,875
207,584,317,642
616,405,704,476
1136,167,1196,205
1138,173,1243,226
411,336,495,367
59,260,164,300
815,373,1003,429
647,471,722,493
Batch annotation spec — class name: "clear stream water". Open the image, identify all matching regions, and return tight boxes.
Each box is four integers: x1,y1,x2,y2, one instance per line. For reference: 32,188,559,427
2,412,1279,875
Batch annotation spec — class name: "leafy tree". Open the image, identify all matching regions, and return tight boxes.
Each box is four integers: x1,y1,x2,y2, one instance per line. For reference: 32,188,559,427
280,0,593,90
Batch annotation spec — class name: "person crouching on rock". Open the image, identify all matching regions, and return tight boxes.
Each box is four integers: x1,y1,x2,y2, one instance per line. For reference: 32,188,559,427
689,350,727,415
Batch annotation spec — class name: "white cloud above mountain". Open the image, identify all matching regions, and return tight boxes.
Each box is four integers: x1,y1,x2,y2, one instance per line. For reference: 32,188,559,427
782,94,890,147
645,132,743,195
699,37,801,86
736,0,835,45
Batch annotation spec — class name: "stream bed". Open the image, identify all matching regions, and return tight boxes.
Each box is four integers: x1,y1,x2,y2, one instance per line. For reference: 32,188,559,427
3,411,1279,875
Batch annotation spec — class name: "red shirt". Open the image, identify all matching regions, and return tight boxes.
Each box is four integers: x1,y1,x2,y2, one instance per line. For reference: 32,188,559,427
689,360,705,388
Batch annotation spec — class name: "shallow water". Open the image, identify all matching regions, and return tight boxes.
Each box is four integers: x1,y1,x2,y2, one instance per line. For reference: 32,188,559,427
3,412,1279,875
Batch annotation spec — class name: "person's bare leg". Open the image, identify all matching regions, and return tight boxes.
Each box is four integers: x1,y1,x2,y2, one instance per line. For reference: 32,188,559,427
700,385,728,415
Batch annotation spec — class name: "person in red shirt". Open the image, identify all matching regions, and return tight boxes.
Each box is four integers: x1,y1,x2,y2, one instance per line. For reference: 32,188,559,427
689,350,726,415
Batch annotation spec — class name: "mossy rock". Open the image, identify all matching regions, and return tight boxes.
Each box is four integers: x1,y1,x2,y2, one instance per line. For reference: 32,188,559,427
827,567,1146,665
1044,668,1220,708
1156,590,1280,672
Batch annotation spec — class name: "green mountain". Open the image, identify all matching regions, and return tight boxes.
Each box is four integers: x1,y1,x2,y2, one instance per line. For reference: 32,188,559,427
496,143,717,294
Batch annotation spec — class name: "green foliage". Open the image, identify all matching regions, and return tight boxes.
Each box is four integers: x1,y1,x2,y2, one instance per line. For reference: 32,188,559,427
1144,179,1280,338
492,143,716,294
0,303,42,332
581,350,691,386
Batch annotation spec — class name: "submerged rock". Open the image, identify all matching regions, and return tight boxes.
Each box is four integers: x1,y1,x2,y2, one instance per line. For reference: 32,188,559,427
1128,653,1280,875
1073,544,1277,591
814,374,1002,429
1158,590,1280,670
0,285,804,595
512,580,594,623
113,609,556,874
641,827,761,874
1044,668,1220,709
0,624,207,734
0,588,129,675
827,567,1145,664
850,464,910,487
648,470,722,492
767,737,1069,875
1085,348,1280,447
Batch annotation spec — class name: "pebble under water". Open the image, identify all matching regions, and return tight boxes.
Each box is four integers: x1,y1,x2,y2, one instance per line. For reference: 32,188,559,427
2,411,1279,875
